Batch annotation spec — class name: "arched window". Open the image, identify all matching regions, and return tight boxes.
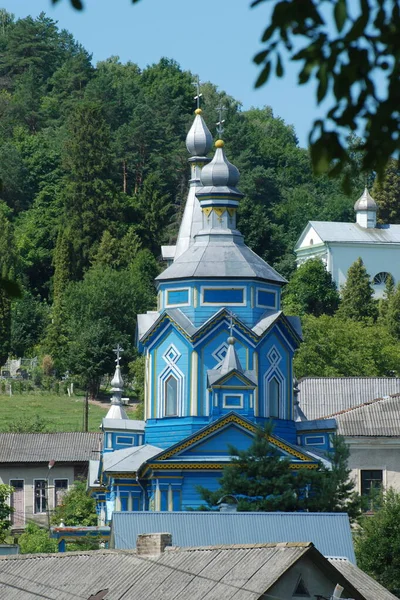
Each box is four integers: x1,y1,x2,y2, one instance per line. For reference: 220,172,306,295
269,377,280,418
165,375,178,416
373,272,392,286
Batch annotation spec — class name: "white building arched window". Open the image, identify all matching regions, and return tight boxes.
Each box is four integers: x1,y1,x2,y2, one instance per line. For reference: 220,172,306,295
373,272,392,286
165,375,178,416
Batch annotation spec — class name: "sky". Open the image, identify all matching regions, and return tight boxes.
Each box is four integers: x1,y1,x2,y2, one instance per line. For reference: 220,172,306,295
3,0,326,147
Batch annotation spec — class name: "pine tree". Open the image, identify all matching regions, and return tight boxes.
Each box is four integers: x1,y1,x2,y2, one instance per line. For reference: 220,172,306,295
0,204,17,366
337,257,377,322
372,159,400,224
378,274,395,323
283,258,340,316
384,283,400,340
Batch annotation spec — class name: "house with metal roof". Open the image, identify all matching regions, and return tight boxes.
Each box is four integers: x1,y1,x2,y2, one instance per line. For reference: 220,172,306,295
0,432,101,530
90,102,336,520
0,535,396,600
320,394,400,498
295,188,400,296
110,510,356,563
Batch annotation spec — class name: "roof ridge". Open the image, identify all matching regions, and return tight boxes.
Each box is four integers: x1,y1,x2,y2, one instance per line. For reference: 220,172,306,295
320,394,400,419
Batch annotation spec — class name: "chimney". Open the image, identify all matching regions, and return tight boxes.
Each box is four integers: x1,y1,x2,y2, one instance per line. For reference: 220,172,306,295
136,533,172,556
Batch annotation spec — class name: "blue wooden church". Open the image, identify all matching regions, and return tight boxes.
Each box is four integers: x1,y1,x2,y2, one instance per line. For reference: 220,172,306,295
90,108,335,523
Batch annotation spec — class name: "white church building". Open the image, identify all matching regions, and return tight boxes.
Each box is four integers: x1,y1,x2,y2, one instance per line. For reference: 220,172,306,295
295,188,400,297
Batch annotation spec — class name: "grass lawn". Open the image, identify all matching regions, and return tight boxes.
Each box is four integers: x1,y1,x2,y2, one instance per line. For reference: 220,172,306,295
0,392,114,432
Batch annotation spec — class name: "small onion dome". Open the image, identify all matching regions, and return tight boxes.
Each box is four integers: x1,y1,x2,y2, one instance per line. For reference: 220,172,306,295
111,365,124,390
354,187,377,211
200,140,240,187
186,108,213,156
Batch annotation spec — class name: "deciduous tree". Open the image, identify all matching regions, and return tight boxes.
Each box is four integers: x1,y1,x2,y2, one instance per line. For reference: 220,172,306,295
283,258,340,316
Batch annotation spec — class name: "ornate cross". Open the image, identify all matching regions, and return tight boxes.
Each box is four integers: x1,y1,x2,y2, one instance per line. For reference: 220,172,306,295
216,105,226,138
193,75,202,109
113,343,124,366
229,311,234,337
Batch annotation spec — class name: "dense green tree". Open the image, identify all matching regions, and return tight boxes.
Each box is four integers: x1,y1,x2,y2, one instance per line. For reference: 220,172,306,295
372,160,400,224
0,484,14,541
355,489,400,597
18,522,57,554
378,273,395,323
337,258,378,322
283,258,340,316
52,480,97,526
198,425,361,517
10,291,49,357
0,203,16,366
294,314,400,378
383,283,400,341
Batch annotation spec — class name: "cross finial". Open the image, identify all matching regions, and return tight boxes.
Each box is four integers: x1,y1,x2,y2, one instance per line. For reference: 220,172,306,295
113,343,124,366
229,311,234,337
193,75,202,110
216,105,226,138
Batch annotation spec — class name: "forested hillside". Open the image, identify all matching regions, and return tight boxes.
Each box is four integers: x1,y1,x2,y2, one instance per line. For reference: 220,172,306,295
0,10,397,398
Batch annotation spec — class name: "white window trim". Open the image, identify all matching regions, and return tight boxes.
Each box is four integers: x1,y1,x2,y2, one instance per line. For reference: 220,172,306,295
158,363,185,418
304,435,325,446
115,436,134,445
165,287,191,308
255,287,278,309
9,479,25,527
222,392,244,409
33,478,48,515
200,286,247,307
264,366,286,419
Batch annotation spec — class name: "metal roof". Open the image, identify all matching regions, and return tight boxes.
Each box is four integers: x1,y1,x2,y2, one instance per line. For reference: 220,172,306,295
0,542,370,600
323,394,400,437
329,558,398,600
298,377,400,420
156,238,287,283
354,187,377,212
0,432,102,463
103,444,162,473
110,511,355,562
185,111,212,157
102,418,145,432
308,221,400,244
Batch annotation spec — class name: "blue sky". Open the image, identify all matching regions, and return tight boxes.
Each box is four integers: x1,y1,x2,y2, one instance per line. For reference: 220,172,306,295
4,0,326,147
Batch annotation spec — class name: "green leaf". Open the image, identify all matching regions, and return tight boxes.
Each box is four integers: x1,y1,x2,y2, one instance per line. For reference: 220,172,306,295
276,53,284,77
254,50,269,65
334,0,347,32
0,278,21,299
317,63,328,103
255,61,271,88
71,0,83,8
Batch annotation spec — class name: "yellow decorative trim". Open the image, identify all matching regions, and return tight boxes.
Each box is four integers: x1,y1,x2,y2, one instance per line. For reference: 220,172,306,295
227,207,236,218
146,462,318,471
213,207,226,219
155,413,312,462
202,207,213,218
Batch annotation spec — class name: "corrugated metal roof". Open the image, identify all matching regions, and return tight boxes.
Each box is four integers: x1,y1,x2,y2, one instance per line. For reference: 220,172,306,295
323,394,400,436
329,558,398,600
110,511,355,563
0,543,315,600
298,377,400,420
310,221,400,243
0,432,102,463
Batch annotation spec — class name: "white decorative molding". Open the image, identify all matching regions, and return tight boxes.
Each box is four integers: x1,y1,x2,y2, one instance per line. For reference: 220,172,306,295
264,346,286,419
157,345,185,418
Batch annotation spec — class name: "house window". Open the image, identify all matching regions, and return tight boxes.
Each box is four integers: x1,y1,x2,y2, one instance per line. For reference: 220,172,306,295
223,394,243,409
361,470,383,496
165,375,178,416
34,480,47,514
269,377,280,418
54,479,68,507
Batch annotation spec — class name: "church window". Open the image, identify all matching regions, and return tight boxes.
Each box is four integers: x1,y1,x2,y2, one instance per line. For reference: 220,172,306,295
223,393,243,409
34,480,47,514
116,436,134,445
269,377,280,418
166,288,190,306
256,288,277,309
165,375,178,416
202,286,245,305
373,272,392,285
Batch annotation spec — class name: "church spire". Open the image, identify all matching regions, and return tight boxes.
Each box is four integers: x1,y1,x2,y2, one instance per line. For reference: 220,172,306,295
219,316,244,376
105,344,128,420
173,77,213,261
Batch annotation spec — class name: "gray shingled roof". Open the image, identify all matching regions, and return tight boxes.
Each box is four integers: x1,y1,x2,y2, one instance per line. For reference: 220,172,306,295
298,377,400,420
0,542,373,600
322,394,400,437
329,558,398,600
0,432,102,463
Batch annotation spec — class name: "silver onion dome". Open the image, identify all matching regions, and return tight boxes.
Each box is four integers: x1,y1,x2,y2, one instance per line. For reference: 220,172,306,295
200,140,240,187
354,187,377,211
186,108,213,156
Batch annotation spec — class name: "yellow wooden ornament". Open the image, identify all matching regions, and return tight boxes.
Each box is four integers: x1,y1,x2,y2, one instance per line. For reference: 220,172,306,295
202,207,213,218
213,207,226,219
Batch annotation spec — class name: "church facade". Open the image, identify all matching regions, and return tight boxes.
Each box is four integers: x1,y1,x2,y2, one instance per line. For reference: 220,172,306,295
90,109,335,523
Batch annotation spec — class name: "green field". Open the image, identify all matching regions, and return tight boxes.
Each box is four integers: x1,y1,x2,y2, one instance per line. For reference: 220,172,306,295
0,392,123,432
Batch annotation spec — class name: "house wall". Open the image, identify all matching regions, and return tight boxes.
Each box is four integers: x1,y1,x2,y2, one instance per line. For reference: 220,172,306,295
346,438,400,493
0,465,77,528
268,555,357,599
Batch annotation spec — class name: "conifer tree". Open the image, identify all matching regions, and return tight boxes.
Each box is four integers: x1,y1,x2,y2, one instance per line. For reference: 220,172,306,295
0,204,17,366
372,159,400,224
384,283,400,341
283,258,340,316
337,258,377,322
378,274,395,323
